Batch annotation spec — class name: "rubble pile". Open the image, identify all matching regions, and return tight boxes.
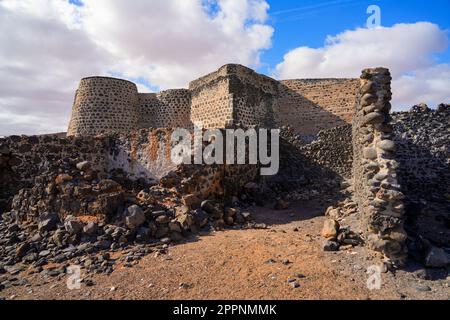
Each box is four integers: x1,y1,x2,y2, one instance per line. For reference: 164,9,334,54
391,104,450,266
268,125,351,202
320,218,363,252
0,158,255,290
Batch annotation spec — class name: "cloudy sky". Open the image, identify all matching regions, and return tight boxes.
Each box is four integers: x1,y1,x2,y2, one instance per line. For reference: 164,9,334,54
0,0,449,135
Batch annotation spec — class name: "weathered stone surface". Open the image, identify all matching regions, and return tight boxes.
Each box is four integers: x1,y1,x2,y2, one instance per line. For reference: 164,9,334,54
425,247,449,268
363,112,385,125
64,216,83,235
378,140,395,152
363,147,377,160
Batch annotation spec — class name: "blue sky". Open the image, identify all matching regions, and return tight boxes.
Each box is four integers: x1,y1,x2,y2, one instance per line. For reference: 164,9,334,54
260,0,450,74
66,0,450,77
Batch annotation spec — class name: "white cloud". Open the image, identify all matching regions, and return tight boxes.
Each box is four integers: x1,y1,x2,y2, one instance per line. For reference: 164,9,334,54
0,0,108,135
274,22,450,110
0,0,273,135
79,0,273,89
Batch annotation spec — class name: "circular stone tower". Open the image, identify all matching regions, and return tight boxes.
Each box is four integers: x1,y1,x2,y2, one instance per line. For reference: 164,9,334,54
67,76,139,136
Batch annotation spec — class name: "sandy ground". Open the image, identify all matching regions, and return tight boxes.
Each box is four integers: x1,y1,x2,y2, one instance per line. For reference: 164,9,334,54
1,200,449,300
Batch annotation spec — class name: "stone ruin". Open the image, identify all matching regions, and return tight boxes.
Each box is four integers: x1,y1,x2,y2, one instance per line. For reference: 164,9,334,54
0,64,449,278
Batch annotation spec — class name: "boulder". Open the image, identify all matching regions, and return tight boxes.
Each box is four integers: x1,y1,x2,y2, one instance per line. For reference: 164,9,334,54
201,200,222,219
125,205,146,229
38,212,59,232
176,214,194,230
425,247,450,268
182,194,201,208
323,240,340,252
64,216,84,235
83,221,98,235
321,219,340,239
192,209,208,227
168,221,182,233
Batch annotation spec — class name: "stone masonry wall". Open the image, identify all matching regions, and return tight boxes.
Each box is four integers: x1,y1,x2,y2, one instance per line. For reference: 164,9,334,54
276,79,359,136
228,65,279,128
67,65,360,136
352,68,407,265
68,77,139,136
391,106,450,248
138,89,191,129
189,65,233,128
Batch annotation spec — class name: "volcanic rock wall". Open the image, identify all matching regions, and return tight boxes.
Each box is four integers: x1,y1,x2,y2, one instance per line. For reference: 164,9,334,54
352,68,407,265
68,64,359,136
68,77,139,136
189,66,233,128
391,105,450,248
138,90,192,129
276,79,359,136
0,129,262,214
228,65,279,128
0,134,109,212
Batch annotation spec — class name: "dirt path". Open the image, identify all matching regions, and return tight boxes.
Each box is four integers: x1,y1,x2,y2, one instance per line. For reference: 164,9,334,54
1,201,448,300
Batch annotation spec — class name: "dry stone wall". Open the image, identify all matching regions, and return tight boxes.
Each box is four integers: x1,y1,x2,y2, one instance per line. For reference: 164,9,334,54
391,106,450,248
352,68,407,265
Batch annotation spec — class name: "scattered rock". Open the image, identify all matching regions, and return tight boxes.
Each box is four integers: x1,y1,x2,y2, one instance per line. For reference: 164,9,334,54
76,161,91,171
323,240,340,252
125,205,146,229
38,212,59,232
321,219,340,239
274,199,289,210
415,284,431,292
83,222,98,235
64,216,83,235
425,247,450,268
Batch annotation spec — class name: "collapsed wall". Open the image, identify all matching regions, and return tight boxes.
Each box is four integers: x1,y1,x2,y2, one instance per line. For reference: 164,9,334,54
391,106,450,249
352,68,407,265
0,134,108,214
0,128,262,217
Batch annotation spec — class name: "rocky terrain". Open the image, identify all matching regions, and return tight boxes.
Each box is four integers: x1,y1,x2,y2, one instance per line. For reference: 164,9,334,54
391,104,450,269
0,104,449,300
0,200,448,300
